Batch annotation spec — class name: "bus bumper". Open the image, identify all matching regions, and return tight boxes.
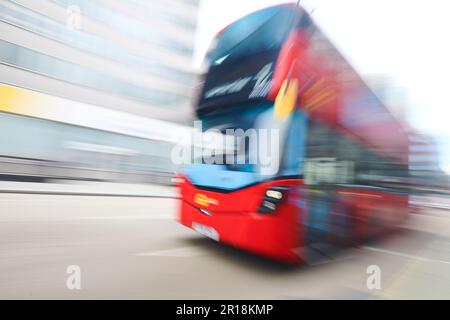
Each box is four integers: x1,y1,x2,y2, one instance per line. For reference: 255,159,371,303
179,199,302,264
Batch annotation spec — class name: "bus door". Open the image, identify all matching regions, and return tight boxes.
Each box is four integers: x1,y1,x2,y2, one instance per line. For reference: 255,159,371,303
302,157,354,263
303,158,336,246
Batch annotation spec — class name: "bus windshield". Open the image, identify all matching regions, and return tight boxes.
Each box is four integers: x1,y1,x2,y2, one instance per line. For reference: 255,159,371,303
199,104,273,173
206,6,295,66
198,102,306,177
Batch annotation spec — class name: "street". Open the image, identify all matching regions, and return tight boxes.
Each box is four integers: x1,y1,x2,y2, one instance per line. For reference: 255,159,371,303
1,192,450,299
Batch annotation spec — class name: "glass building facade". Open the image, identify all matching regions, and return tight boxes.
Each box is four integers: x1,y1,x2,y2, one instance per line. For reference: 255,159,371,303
0,0,200,183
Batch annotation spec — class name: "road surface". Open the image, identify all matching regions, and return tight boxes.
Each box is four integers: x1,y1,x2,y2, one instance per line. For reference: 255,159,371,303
1,192,450,299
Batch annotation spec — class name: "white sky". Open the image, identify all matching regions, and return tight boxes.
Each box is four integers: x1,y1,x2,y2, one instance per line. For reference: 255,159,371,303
194,0,450,173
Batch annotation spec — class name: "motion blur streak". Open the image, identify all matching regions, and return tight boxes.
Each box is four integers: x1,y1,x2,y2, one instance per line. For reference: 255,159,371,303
0,0,449,299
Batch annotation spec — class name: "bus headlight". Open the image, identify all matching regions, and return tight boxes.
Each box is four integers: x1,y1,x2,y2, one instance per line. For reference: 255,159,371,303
258,187,288,213
266,190,283,200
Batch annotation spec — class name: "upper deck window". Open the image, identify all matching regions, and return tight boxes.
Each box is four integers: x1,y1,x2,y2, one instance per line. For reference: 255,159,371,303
206,6,296,66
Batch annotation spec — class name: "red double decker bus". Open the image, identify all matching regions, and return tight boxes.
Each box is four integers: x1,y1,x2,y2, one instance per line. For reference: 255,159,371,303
177,3,410,264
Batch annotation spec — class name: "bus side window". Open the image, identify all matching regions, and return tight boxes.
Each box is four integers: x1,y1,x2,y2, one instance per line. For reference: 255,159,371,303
304,158,354,185
304,120,354,185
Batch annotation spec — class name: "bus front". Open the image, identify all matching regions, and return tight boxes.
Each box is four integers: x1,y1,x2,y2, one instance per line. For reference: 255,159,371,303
177,4,308,263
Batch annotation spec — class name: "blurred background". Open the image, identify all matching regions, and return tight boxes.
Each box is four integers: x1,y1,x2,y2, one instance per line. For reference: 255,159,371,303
0,0,450,299
0,0,198,185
